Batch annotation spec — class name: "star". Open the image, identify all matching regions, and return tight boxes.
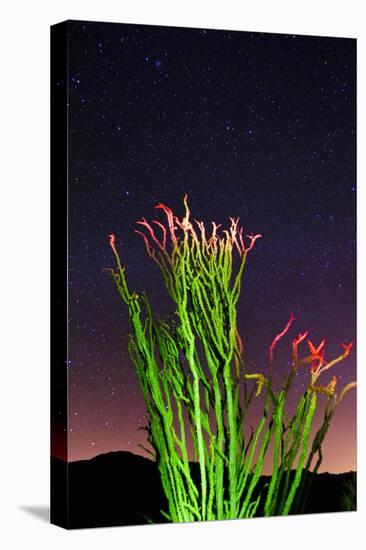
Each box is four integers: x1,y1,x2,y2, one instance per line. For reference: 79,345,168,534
63,20,355,472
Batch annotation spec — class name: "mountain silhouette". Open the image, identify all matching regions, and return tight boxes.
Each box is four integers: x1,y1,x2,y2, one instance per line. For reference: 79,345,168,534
51,451,356,529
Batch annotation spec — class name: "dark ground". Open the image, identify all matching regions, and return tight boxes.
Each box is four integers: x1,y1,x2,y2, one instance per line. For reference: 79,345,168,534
51,451,356,529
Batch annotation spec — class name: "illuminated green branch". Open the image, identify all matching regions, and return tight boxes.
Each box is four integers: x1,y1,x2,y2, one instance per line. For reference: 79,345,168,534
108,198,356,522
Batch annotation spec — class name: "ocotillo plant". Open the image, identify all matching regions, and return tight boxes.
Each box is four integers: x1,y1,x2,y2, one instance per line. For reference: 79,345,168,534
108,196,356,522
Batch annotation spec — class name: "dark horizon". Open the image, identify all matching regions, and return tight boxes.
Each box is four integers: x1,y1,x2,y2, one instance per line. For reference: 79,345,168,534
58,21,356,473
57,448,357,475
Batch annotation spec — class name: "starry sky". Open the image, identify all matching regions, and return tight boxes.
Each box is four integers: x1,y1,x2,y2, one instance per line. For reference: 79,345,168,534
60,20,356,473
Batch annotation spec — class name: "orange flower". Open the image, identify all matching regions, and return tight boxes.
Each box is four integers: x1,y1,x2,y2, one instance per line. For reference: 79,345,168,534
109,233,117,255
326,375,337,393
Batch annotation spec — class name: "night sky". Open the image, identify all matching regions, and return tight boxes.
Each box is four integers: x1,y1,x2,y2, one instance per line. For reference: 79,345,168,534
62,20,356,473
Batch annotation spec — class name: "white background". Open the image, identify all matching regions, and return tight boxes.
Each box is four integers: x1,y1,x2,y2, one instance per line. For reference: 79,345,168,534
0,1,364,548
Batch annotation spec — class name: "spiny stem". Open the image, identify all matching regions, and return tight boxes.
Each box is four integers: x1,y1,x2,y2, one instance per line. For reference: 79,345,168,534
108,199,355,523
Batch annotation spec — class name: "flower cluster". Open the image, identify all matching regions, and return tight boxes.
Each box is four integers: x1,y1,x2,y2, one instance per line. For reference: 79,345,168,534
134,194,262,259
268,313,354,394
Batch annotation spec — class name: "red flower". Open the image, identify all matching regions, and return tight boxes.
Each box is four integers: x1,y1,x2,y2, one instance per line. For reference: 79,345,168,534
308,341,353,380
293,331,308,348
307,339,325,357
269,312,296,366
308,338,326,364
341,342,353,357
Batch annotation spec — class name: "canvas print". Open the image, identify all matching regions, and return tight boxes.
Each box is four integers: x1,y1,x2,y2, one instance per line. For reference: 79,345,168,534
51,20,356,529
